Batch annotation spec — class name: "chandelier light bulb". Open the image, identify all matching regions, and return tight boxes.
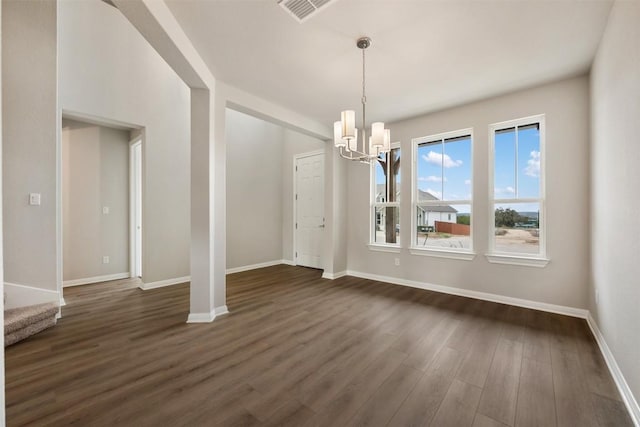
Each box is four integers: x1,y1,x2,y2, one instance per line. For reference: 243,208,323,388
334,121,346,147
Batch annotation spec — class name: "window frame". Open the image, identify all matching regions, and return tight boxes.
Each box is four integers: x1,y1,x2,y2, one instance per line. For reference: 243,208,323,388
369,142,401,251
487,114,548,267
410,128,475,260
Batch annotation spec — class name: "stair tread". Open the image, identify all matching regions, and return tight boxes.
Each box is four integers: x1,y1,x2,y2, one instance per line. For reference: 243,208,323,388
5,302,59,335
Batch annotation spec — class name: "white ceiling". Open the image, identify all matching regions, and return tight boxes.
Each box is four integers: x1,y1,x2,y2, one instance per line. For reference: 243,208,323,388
165,0,613,127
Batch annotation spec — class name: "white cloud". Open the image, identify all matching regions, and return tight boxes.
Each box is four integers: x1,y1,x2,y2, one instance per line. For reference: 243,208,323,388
426,188,442,199
464,179,471,185
419,175,446,182
524,150,540,178
422,151,463,168
496,186,515,194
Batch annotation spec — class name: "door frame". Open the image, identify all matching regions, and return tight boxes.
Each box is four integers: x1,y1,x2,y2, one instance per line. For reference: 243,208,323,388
292,149,325,267
129,136,143,278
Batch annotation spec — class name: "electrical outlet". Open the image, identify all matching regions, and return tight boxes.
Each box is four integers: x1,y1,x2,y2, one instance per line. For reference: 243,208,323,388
102,256,110,264
29,193,41,206
394,257,400,266
103,206,109,215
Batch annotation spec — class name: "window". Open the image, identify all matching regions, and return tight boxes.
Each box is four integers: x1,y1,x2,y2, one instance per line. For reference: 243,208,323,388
412,129,473,255
489,115,546,262
371,144,400,246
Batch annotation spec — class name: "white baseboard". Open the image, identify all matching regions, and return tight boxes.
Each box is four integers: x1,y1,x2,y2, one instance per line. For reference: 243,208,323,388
586,313,640,426
226,260,287,275
187,305,229,323
63,272,130,288
4,282,61,310
282,259,295,266
139,276,190,290
322,271,347,280
345,270,589,319
215,305,229,316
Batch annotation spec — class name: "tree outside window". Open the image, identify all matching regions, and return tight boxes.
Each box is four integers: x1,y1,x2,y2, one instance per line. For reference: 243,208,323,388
372,146,400,245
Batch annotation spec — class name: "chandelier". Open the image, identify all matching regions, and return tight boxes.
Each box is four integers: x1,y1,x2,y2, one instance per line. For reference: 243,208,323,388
334,37,391,164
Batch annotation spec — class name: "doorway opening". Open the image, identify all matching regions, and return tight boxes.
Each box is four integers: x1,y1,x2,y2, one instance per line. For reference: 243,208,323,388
60,115,142,291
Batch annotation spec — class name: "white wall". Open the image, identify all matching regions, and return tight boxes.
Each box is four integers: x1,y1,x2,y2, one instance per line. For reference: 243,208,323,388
58,0,190,284
2,0,58,294
590,0,640,412
347,76,590,309
62,119,129,284
226,109,284,269
226,109,324,270
324,147,348,277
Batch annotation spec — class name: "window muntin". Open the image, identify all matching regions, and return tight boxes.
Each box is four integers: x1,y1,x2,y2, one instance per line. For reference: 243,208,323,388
371,145,400,246
412,130,472,252
490,116,545,257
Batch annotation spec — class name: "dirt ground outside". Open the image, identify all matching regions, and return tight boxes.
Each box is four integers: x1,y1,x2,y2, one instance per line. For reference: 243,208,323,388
494,228,540,254
376,228,539,254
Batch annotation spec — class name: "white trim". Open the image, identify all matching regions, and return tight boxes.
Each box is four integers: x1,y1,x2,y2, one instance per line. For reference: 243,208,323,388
63,272,130,287
488,114,546,258
215,305,230,316
56,107,63,323
187,305,229,323
485,254,550,268
281,259,295,266
4,282,61,310
586,313,640,426
322,271,347,280
409,248,476,261
226,260,286,275
129,137,143,279
62,109,142,131
368,244,401,253
344,270,588,319
139,276,190,290
59,297,66,307
187,311,215,323
294,149,325,159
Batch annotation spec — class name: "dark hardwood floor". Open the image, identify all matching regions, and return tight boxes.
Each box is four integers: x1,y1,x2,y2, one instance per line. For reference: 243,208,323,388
5,265,633,426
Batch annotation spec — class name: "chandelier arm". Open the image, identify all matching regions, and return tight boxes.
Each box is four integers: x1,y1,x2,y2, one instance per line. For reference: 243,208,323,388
340,146,373,161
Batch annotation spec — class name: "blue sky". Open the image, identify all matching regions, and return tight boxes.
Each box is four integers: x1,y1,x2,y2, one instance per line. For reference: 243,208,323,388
494,125,540,212
416,136,472,213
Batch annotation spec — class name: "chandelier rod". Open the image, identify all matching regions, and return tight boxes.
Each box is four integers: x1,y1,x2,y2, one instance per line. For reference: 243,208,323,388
361,45,366,152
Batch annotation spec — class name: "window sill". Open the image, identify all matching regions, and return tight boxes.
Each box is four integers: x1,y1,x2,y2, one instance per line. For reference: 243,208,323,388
409,247,476,261
368,244,401,253
485,254,550,268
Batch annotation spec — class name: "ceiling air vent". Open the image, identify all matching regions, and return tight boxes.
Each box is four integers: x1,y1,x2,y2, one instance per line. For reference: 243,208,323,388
277,0,336,23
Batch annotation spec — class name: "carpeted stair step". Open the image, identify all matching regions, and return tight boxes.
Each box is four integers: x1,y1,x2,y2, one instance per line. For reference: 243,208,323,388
5,302,58,347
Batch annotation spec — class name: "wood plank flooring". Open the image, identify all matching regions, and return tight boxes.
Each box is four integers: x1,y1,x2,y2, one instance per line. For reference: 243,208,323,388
5,265,633,426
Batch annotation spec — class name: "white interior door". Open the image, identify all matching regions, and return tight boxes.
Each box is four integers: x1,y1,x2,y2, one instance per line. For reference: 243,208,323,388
295,152,324,269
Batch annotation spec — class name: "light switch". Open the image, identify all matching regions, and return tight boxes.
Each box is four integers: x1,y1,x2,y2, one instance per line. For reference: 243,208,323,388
103,206,110,215
29,193,41,206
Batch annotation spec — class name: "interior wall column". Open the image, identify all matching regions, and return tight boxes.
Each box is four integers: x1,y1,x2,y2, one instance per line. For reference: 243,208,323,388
188,87,227,322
